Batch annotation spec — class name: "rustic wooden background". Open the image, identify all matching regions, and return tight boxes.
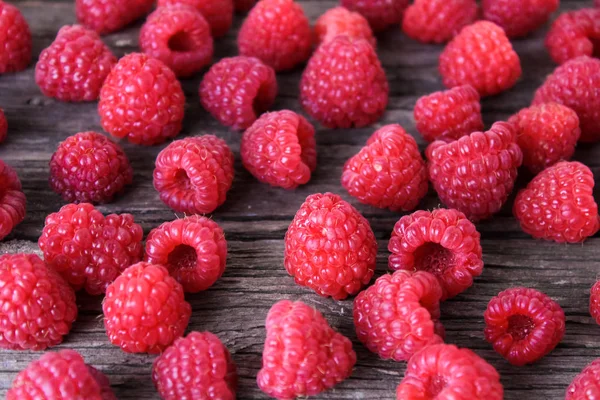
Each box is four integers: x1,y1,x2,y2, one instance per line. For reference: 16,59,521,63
0,0,597,398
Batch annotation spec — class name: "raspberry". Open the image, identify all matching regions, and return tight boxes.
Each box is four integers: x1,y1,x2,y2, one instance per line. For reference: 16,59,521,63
414,85,484,142
546,9,600,65
508,103,581,174
0,254,77,351
402,0,479,44
484,287,565,366
0,1,31,74
241,110,316,189
284,192,377,300
76,0,154,35
0,108,6,143
439,21,522,97
139,6,213,78
341,124,428,212
396,344,504,400
483,0,559,38
199,56,277,130
238,0,312,71
98,53,185,146
6,350,116,400
566,359,600,400
38,203,144,295
340,0,409,32
513,161,600,243
0,160,26,241
49,131,133,203
591,280,600,325
257,300,356,399
314,6,376,47
300,35,389,128
153,135,234,215
145,216,227,293
152,331,237,400
157,0,233,38
426,121,523,221
234,0,256,12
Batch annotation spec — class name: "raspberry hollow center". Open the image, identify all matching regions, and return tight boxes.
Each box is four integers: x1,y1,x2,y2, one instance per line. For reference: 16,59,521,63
167,244,198,272
174,169,192,190
426,375,448,398
252,82,274,117
168,31,196,52
507,314,535,341
413,243,454,276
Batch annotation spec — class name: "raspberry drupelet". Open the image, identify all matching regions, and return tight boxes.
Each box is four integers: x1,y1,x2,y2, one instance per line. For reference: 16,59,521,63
546,9,600,65
257,300,356,399
591,280,600,325
341,0,409,32
566,359,600,399
153,135,234,215
284,192,378,300
0,108,6,143
0,160,26,241
482,0,559,38
234,0,256,12
76,0,154,35
157,0,233,38
314,6,376,47
241,110,316,189
0,1,31,74
341,124,428,212
199,56,277,131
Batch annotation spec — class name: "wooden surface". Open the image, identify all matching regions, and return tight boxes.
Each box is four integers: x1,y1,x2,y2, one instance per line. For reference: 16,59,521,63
0,0,598,399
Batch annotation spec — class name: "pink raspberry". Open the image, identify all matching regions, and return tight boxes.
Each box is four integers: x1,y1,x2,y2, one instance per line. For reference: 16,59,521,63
0,160,26,241
0,1,31,74
566,359,600,399
341,0,409,32
483,0,559,38
157,0,233,38
0,108,6,143
314,6,376,47
546,8,600,64
76,0,154,35
591,280,600,325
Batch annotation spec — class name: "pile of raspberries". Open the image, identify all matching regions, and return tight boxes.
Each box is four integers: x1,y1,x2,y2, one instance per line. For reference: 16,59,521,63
0,0,599,398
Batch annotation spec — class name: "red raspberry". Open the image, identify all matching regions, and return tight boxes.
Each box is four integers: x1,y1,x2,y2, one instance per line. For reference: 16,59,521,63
49,132,133,203
439,21,522,97
314,6,376,47
300,35,389,128
157,0,233,38
508,103,581,174
402,0,479,44
414,85,484,142
567,359,600,399
0,108,6,143
0,254,77,351
199,56,277,130
341,124,428,212
483,0,559,38
284,192,377,300
241,110,316,189
426,121,523,221
514,161,600,243
139,6,213,78
546,9,600,65
396,344,504,400
340,0,409,32
6,350,116,400
99,53,185,146
153,135,234,214
591,280,600,325
145,216,227,293
152,331,237,400
0,160,26,240
0,1,31,74
257,300,356,399
238,0,312,72
234,0,256,12
76,0,154,35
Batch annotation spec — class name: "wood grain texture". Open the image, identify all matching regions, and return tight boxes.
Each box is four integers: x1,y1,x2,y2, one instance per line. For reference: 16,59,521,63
0,0,598,399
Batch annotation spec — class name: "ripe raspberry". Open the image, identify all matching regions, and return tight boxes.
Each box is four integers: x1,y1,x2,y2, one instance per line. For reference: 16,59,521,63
241,110,316,189
514,161,600,243
414,85,484,142
0,1,31,74
238,0,312,71
139,6,213,78
0,160,26,241
566,359,600,400
483,0,559,38
153,136,234,215
300,35,389,128
591,280,600,325
6,350,116,400
341,124,428,212
284,192,377,300
0,254,77,351
426,121,523,221
314,6,376,47
257,300,356,399
402,0,479,44
546,9,600,65
508,103,581,174
76,0,154,35
152,331,237,400
396,344,504,400
341,0,409,32
0,108,6,143
439,21,522,97
157,0,233,38
38,203,144,295
234,0,256,12
49,131,133,203
99,53,185,146
199,56,277,130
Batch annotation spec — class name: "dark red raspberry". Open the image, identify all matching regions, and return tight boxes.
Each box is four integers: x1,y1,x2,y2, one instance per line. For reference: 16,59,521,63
234,0,256,12
153,135,234,215
238,0,312,71
314,6,376,47
439,21,522,97
546,9,600,65
6,350,116,400
0,108,6,143
396,344,504,400
0,160,26,241
508,103,581,174
199,56,277,130
284,192,377,300
514,161,600,243
241,110,316,189
414,85,483,142
152,331,237,400
300,35,389,128
341,0,409,32
257,300,356,399
402,0,479,44
483,0,559,38
426,121,523,221
49,131,133,203
591,280,600,325
157,0,233,38
0,254,77,351
0,1,31,74
484,287,565,366
566,359,600,399
76,0,154,35
341,124,428,212
139,6,213,78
